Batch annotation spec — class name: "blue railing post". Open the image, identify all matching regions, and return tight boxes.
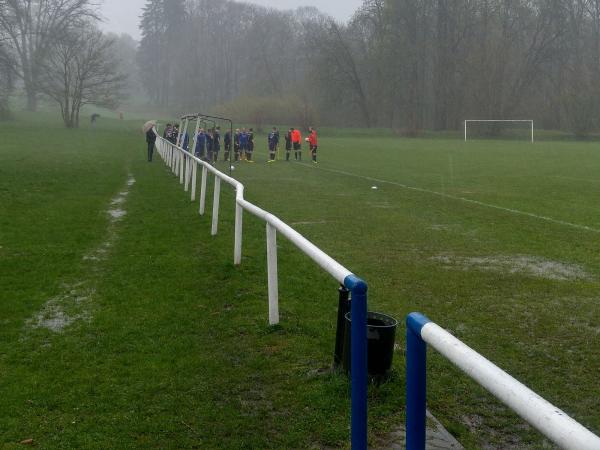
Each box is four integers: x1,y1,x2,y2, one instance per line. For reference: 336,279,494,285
406,313,431,450
345,275,368,450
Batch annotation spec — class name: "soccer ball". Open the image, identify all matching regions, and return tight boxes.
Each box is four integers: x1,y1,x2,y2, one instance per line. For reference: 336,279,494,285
305,137,309,142
230,165,235,170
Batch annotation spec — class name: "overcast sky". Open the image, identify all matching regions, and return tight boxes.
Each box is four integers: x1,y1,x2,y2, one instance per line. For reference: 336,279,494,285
99,0,364,41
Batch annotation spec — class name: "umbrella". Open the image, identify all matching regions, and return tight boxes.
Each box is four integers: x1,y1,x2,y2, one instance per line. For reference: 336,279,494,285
142,120,157,133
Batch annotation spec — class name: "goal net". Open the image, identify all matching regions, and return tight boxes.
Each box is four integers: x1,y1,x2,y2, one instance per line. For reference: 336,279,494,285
464,120,534,142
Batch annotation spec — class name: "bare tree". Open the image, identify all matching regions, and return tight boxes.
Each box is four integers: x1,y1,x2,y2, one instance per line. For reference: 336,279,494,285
0,41,14,119
0,0,97,111
39,25,127,128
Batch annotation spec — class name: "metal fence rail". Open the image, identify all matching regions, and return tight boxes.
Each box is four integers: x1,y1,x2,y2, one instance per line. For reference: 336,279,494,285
154,129,368,449
153,126,599,450
406,312,600,450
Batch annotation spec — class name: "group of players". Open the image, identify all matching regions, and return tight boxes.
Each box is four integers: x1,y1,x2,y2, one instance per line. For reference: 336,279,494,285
162,123,318,164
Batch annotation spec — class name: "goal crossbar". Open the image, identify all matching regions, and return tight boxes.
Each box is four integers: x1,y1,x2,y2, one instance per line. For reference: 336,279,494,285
464,120,534,142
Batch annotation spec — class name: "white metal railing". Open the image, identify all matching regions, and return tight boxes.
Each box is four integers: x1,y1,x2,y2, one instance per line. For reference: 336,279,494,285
152,126,599,449
154,128,370,448
406,312,600,450
155,129,358,323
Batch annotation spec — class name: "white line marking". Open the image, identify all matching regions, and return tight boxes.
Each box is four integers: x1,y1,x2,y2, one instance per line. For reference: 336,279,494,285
25,173,135,335
549,175,600,184
297,164,600,233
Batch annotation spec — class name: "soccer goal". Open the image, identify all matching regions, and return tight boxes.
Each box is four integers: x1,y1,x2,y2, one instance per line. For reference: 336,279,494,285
464,120,534,142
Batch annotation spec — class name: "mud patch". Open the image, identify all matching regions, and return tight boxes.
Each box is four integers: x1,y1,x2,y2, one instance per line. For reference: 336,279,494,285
25,173,135,335
108,208,127,220
375,410,464,449
432,254,592,281
27,286,94,332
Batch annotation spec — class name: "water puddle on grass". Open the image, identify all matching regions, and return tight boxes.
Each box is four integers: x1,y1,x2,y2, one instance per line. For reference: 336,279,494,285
108,208,127,220
27,285,94,332
24,174,135,335
432,254,592,281
376,410,464,449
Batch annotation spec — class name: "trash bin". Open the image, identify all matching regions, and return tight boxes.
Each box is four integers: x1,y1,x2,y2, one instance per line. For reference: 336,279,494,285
342,311,398,377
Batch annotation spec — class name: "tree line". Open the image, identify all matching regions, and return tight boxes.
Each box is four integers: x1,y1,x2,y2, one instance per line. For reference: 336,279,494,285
0,0,127,127
137,0,600,135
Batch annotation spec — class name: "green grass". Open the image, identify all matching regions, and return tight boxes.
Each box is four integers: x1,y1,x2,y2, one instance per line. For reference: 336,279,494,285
1,113,600,449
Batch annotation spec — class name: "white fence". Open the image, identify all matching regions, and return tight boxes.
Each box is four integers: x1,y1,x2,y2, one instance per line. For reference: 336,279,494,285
154,128,369,448
406,312,600,450
153,124,598,449
155,130,357,324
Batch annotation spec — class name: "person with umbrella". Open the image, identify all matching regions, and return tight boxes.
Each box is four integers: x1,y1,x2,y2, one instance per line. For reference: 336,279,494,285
143,120,157,162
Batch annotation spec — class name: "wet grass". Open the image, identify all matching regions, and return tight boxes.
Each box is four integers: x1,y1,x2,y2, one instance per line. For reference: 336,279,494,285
1,113,599,448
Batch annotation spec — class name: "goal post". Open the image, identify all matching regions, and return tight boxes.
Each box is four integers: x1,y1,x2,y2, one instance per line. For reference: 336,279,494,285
464,120,534,143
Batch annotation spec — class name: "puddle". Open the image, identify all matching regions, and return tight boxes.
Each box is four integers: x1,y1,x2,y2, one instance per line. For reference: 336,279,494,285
432,254,592,281
26,173,135,336
108,209,127,220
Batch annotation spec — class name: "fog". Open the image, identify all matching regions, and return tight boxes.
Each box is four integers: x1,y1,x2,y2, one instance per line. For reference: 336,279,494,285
99,0,363,41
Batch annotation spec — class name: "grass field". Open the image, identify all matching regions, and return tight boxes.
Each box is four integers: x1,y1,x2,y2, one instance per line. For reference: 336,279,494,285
1,112,600,449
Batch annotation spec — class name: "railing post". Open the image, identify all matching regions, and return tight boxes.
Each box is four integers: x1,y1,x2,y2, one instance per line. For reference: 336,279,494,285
191,161,197,201
266,223,279,325
199,166,208,215
184,155,190,192
344,275,368,450
211,177,221,235
234,202,243,265
406,313,430,450
171,146,176,173
179,151,185,185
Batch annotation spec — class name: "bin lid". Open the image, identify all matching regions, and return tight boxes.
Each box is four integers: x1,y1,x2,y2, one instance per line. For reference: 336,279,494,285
345,311,398,328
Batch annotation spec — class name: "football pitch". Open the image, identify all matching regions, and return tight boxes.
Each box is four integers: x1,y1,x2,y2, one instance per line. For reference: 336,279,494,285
1,114,599,448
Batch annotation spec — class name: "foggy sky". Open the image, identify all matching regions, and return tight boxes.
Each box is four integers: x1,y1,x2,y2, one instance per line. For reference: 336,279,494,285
99,0,364,41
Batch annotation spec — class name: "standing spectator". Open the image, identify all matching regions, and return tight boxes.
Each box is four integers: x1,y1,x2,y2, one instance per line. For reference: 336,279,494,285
181,129,189,151
292,127,302,160
247,128,255,162
195,128,206,159
171,124,179,144
268,127,279,162
239,128,248,161
163,123,173,140
224,129,232,161
213,127,221,163
206,129,214,163
284,128,292,161
308,127,318,163
233,129,241,161
146,127,157,162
